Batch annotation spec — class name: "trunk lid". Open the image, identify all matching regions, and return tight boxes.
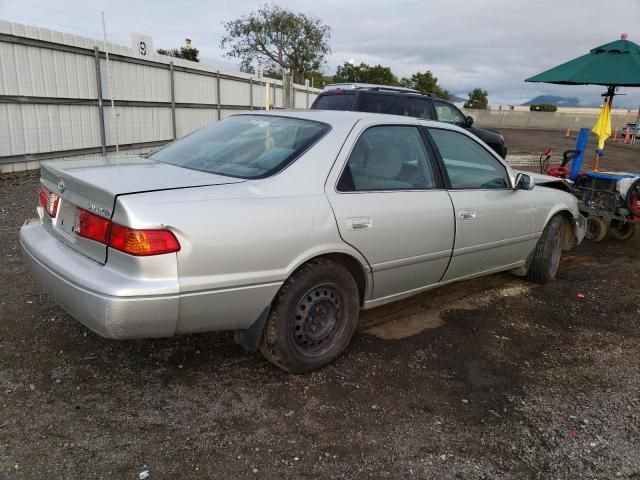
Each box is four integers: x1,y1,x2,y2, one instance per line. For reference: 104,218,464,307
39,156,243,263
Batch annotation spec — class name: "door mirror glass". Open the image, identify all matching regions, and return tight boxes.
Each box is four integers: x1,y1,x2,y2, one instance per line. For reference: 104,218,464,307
514,173,535,190
465,115,474,127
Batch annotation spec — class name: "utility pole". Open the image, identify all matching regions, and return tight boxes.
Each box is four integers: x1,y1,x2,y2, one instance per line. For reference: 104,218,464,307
101,11,119,153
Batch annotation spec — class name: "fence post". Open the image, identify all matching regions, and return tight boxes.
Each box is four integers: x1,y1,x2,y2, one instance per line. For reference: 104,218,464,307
93,47,107,156
216,71,221,120
305,79,309,109
169,61,177,140
249,77,253,110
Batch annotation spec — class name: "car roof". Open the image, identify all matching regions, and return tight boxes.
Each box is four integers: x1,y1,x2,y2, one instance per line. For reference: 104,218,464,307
323,83,421,94
234,109,462,132
318,84,445,101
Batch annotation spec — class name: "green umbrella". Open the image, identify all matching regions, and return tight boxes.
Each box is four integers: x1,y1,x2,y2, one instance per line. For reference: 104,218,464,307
526,34,640,87
526,34,640,171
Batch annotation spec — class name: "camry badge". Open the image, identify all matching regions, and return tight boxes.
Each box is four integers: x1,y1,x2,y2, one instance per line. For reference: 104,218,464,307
57,179,66,193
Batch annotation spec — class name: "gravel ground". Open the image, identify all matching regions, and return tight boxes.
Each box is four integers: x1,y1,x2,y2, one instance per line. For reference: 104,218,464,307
1,131,639,479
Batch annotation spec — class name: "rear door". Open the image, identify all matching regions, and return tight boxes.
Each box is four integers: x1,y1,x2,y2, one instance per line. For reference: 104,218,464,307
425,127,534,281
326,119,455,303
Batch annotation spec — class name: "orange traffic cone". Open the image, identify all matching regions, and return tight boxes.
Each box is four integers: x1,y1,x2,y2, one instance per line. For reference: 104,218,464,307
623,128,632,144
613,128,619,142
565,128,572,137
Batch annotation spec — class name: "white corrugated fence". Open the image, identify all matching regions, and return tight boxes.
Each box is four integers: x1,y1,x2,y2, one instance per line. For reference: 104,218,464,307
0,20,321,173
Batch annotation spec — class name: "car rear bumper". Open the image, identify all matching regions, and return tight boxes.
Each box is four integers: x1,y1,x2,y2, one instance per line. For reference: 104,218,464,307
20,220,282,339
20,220,180,339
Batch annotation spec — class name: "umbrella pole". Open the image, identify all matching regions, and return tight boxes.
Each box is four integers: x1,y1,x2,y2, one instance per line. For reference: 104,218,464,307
592,87,615,172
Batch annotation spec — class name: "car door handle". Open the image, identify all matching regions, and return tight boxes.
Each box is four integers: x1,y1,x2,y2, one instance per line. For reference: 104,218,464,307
347,217,372,230
459,209,477,220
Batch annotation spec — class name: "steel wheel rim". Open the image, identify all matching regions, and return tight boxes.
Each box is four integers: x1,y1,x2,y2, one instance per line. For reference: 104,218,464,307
291,285,342,353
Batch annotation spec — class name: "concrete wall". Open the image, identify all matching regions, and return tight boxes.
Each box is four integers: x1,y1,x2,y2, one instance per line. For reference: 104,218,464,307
0,21,321,173
463,108,638,131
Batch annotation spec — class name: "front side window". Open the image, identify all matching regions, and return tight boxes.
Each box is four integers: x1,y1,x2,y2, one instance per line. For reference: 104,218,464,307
337,125,437,192
149,115,329,179
428,129,510,189
433,100,466,126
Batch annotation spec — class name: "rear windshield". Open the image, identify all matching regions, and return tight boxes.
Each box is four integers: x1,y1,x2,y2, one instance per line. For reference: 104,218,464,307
314,93,356,110
149,115,330,179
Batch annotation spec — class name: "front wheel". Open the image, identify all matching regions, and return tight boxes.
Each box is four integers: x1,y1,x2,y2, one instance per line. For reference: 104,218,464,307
259,258,360,373
585,216,607,242
608,219,636,241
526,215,565,284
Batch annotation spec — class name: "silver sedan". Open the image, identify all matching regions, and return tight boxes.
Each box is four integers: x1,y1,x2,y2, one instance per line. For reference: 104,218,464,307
20,111,586,372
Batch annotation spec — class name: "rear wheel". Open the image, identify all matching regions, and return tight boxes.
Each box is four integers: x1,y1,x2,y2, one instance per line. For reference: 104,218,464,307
608,219,636,241
259,258,360,373
527,215,565,284
585,216,607,242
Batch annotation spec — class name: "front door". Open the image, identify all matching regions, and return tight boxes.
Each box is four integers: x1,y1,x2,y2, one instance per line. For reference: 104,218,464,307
426,127,534,281
326,121,455,303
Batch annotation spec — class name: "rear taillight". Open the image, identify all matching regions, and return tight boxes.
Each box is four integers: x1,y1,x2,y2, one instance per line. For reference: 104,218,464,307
74,208,180,256
75,209,110,243
108,224,180,256
38,185,60,218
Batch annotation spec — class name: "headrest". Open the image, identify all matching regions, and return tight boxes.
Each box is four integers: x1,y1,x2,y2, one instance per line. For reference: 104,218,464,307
367,146,402,178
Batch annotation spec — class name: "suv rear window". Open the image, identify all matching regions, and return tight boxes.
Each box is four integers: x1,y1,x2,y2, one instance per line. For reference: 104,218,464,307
314,93,356,110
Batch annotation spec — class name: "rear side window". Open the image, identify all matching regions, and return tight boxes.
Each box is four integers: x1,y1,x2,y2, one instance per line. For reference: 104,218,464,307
410,98,431,119
314,93,356,110
359,93,398,114
428,128,509,189
338,125,437,192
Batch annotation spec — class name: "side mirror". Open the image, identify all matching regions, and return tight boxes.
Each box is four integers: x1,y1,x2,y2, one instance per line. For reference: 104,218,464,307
465,115,474,127
514,173,535,190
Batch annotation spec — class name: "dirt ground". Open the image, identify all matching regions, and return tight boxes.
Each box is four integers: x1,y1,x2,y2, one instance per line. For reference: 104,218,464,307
503,127,640,172
1,130,639,479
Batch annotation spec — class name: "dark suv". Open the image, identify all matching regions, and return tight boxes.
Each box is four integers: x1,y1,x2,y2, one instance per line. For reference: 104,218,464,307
310,83,507,158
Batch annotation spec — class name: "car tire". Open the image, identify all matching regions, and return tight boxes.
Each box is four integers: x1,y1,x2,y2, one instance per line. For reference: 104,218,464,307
608,219,636,241
585,216,607,242
526,215,565,285
259,258,360,373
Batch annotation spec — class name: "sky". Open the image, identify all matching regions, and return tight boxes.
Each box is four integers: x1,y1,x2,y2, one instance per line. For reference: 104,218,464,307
2,0,640,109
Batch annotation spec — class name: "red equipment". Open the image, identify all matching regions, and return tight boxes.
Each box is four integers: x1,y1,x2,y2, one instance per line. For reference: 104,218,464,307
547,166,570,178
631,192,640,221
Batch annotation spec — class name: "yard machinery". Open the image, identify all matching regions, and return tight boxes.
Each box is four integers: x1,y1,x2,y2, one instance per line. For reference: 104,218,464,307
541,128,640,242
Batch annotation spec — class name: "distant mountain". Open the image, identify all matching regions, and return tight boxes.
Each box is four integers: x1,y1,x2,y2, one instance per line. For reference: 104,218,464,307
522,95,580,106
451,94,466,103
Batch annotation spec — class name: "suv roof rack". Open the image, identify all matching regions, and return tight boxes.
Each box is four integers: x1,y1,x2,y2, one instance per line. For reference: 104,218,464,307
323,83,422,94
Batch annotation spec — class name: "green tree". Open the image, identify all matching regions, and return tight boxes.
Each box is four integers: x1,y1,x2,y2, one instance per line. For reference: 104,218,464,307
529,103,557,112
333,62,397,85
157,44,200,62
463,88,489,109
220,3,331,84
398,71,451,99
